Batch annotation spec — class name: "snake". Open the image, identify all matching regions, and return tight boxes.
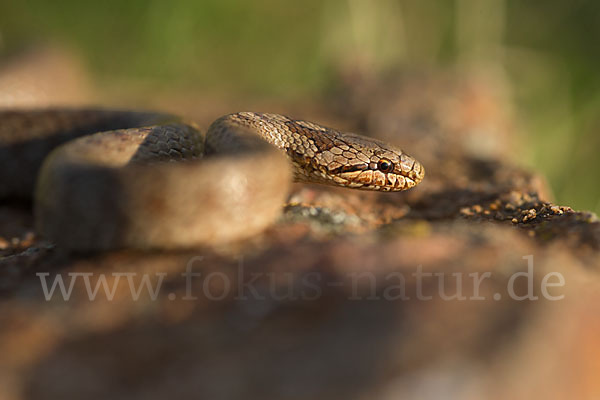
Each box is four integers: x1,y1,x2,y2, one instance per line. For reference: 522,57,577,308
0,109,425,250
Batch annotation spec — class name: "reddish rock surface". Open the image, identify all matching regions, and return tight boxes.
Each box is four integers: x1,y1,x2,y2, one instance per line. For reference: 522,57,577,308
1,53,599,399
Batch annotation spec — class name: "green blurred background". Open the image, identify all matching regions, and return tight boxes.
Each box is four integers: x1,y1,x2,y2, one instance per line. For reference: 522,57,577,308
0,0,598,213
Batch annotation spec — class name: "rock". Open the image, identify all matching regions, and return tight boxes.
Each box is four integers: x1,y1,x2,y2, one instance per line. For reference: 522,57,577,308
0,69,599,400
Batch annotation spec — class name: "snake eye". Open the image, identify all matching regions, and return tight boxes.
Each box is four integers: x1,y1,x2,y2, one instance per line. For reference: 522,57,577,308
377,159,394,173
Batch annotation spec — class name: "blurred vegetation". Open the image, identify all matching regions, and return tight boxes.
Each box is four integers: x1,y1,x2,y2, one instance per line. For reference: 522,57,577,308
0,0,598,213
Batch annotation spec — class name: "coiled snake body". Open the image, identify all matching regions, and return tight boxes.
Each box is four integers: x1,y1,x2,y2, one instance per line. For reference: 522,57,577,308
0,109,424,250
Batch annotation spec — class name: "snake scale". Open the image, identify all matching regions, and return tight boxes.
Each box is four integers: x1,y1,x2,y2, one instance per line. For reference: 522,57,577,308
0,109,424,250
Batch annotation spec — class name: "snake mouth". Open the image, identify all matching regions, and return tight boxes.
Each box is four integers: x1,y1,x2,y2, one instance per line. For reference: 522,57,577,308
329,157,425,191
338,171,420,191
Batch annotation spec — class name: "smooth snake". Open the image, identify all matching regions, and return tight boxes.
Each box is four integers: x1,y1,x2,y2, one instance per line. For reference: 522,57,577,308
0,109,424,250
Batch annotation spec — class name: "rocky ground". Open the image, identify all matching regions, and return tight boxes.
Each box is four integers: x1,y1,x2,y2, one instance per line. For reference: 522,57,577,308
1,49,599,400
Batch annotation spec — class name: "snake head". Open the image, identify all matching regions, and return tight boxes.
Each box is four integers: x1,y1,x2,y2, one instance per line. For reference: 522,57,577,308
232,112,425,192
330,135,425,191
297,131,425,191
